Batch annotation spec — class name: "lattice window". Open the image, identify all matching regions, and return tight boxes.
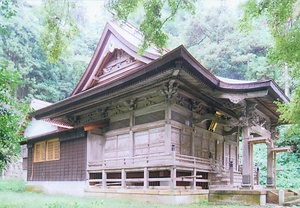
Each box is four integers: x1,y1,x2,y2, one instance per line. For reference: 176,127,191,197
46,138,60,161
171,111,189,125
135,110,165,125
34,141,46,162
109,119,130,130
34,139,60,163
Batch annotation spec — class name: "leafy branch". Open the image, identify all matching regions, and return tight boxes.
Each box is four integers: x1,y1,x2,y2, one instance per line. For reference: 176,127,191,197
107,0,195,53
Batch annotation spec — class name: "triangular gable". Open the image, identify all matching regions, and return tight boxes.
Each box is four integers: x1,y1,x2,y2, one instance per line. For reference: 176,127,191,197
71,20,165,96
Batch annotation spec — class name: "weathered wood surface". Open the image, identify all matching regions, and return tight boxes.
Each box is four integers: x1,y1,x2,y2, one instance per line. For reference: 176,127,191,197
88,153,225,173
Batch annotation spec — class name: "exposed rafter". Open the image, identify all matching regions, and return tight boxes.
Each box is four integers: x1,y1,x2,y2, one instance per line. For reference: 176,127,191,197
271,147,291,153
216,90,269,104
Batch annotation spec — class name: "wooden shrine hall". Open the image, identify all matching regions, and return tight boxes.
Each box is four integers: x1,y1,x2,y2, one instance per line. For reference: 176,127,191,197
24,21,290,200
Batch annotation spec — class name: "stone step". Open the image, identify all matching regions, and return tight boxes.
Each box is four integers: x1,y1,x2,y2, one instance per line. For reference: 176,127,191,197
209,184,240,190
283,198,300,206
270,189,298,196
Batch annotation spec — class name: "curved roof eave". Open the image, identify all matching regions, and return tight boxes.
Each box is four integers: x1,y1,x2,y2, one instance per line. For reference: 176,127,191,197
32,45,289,120
217,77,289,104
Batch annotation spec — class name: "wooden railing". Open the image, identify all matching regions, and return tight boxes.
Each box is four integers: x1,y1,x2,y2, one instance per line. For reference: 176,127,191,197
88,153,173,170
175,154,212,171
88,153,223,172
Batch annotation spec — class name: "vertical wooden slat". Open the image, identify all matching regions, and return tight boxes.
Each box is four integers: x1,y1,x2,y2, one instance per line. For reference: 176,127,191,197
144,167,149,189
121,169,126,188
34,141,46,162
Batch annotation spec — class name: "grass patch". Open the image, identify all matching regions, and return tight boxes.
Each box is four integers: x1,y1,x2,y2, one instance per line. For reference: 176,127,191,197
0,179,252,208
0,191,253,208
0,191,214,208
0,178,25,192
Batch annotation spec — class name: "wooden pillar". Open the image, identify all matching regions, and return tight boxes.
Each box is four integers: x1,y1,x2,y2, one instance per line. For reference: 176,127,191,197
267,142,274,188
279,189,284,206
250,143,254,189
171,166,177,189
274,153,277,188
191,128,195,157
241,126,251,188
165,104,172,155
144,167,149,189
129,112,134,162
102,169,107,189
192,168,197,190
121,169,126,189
256,166,260,185
229,161,234,185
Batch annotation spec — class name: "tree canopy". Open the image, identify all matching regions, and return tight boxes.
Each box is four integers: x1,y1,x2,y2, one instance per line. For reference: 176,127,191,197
0,0,29,169
240,0,300,153
106,0,195,53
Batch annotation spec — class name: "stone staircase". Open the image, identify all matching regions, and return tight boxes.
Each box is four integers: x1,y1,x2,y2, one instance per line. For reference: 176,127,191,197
209,168,241,190
267,189,300,206
284,190,300,206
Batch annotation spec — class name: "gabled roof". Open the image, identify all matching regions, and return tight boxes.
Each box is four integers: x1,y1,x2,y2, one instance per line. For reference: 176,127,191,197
29,98,73,129
30,98,52,110
71,20,167,95
31,45,289,122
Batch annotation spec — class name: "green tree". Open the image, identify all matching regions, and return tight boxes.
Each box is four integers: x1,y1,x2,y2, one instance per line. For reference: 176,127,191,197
0,0,29,170
0,0,100,102
39,0,80,63
240,0,300,188
106,0,195,53
241,0,300,153
167,3,277,81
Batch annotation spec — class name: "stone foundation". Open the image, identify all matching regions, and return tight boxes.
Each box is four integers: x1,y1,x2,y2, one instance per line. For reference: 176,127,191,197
209,190,267,206
85,187,209,204
25,181,86,196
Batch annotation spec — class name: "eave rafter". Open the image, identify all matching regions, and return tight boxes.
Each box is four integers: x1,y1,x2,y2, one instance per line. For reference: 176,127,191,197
251,125,271,138
215,90,269,104
271,147,291,153
248,136,271,144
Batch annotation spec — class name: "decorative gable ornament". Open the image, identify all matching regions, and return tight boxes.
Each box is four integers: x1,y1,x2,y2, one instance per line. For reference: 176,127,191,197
71,20,166,95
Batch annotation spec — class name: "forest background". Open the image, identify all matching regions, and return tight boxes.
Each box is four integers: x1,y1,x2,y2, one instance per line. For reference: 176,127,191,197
0,0,299,188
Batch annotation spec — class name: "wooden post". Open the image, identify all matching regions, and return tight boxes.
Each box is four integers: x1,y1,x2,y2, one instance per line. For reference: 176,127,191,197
121,169,126,189
229,161,234,185
250,143,254,189
129,112,134,163
256,166,260,185
279,189,284,206
170,144,176,189
144,167,149,189
172,144,176,164
192,168,197,190
267,142,274,188
191,128,195,157
165,104,172,155
102,169,107,189
171,166,177,189
274,153,277,188
242,126,251,189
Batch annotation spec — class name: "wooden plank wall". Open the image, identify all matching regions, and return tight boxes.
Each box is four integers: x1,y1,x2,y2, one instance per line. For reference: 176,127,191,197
27,137,87,181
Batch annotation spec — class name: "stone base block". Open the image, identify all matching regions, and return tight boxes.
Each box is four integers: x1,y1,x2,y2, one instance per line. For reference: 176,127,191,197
209,190,267,206
25,181,86,196
84,188,209,204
